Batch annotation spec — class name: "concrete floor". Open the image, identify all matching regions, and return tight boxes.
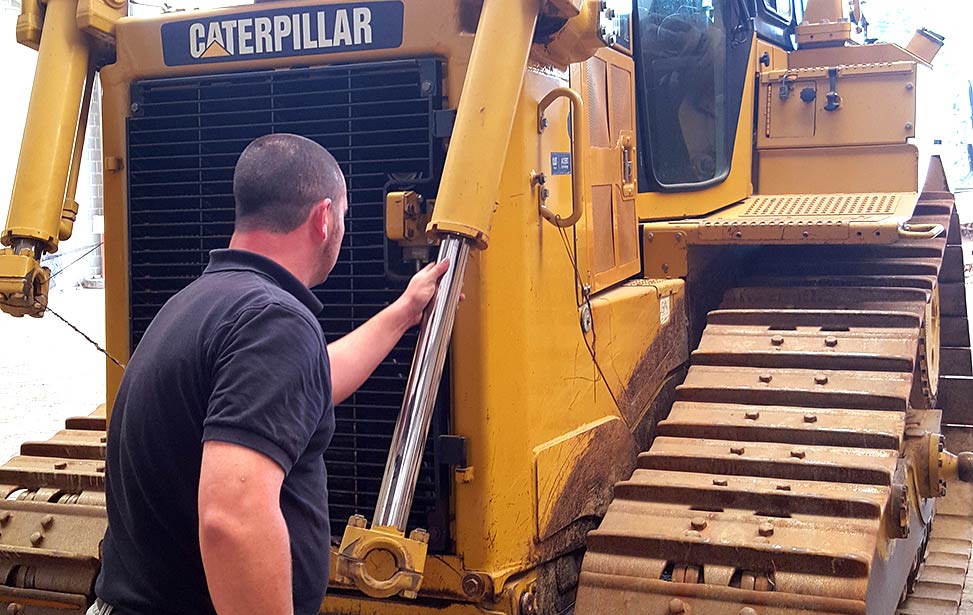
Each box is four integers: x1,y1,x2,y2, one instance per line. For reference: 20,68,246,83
0,287,105,462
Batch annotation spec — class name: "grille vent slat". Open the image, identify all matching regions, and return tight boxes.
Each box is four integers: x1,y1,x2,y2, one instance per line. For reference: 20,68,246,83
127,60,450,549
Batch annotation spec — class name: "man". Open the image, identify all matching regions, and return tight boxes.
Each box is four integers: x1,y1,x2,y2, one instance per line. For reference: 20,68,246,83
91,133,448,615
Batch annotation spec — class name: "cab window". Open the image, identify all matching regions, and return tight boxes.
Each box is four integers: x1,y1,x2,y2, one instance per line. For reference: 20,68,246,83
633,0,752,190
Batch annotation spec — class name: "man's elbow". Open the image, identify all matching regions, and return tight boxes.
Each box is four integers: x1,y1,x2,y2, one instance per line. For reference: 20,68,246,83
199,504,252,552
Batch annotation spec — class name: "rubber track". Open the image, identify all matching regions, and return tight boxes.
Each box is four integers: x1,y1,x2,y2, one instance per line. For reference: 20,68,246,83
577,199,973,615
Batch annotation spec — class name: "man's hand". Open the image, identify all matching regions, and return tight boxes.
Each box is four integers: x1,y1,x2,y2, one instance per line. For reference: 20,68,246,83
395,259,451,327
327,258,457,404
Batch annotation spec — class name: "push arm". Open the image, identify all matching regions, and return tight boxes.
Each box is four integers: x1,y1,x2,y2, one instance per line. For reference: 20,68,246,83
0,0,121,317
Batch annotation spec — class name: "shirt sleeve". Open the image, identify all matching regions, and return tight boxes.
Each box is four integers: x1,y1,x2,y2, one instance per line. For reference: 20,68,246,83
202,302,330,474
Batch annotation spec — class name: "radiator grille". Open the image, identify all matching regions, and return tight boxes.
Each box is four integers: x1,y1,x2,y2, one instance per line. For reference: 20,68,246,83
127,59,451,548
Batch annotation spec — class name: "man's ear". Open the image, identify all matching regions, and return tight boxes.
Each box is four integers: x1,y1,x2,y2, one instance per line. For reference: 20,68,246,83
309,198,333,241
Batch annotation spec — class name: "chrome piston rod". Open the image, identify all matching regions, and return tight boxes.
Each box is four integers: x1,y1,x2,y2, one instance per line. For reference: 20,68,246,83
373,235,472,532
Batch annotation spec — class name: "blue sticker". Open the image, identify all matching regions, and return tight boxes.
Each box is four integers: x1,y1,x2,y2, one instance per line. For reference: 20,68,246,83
551,152,572,176
161,1,404,66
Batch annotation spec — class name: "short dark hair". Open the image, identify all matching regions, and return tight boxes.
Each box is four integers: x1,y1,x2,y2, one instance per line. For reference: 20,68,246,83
233,133,345,233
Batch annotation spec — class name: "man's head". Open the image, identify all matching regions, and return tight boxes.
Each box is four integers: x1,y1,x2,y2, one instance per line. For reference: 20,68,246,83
232,134,347,285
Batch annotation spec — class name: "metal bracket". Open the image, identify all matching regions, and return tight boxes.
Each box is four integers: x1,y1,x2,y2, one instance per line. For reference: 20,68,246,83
432,109,457,138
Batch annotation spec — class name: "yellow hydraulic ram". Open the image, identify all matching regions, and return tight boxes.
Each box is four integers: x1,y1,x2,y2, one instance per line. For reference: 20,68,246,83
335,0,545,600
0,0,94,317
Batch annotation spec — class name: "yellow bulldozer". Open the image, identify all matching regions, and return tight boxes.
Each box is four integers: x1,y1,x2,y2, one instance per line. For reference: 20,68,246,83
1,0,972,613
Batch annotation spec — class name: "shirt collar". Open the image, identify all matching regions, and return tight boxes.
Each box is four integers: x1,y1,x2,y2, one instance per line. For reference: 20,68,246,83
203,249,324,315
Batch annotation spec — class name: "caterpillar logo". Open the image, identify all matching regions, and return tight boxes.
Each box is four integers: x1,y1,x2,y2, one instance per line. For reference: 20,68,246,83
161,1,404,66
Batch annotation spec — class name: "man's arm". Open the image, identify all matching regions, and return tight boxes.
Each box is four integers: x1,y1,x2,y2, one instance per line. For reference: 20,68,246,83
199,441,292,615
328,260,450,404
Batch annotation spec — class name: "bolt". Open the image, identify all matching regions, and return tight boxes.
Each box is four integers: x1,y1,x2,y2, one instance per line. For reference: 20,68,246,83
541,187,551,201
53,462,67,470
130,102,139,113
791,450,807,459
814,374,829,385
802,231,810,239
905,122,914,130
420,80,434,95
691,517,707,530
29,532,43,546
735,231,743,239
40,515,54,530
675,232,685,242
462,574,485,598
409,528,430,544
713,478,728,486
535,173,546,185
348,514,367,529
7,604,23,615
662,263,670,274
745,411,760,420
731,446,745,455
539,117,549,130
520,591,538,615
759,373,773,383
804,413,818,423
906,82,914,90
668,598,687,614
825,336,838,347
770,335,784,346
740,608,758,615
758,522,775,537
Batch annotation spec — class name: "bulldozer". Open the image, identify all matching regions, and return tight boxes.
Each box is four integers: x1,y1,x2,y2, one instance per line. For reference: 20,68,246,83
1,0,972,612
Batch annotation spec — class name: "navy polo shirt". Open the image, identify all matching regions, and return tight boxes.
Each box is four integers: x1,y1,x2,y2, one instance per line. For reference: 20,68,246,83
96,249,335,615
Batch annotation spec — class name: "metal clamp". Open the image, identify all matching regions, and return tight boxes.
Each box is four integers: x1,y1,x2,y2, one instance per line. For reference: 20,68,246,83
537,87,586,228
898,223,945,239
335,517,430,599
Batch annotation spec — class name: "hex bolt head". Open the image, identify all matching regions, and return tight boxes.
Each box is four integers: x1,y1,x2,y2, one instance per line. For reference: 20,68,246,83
824,336,838,347
804,413,818,423
691,517,707,530
409,528,430,544
759,373,773,383
906,82,914,90
668,598,687,614
814,373,829,385
770,335,784,346
731,446,746,455
713,478,728,486
520,591,538,615
29,532,43,546
791,450,807,459
745,411,760,420
40,515,54,530
348,514,367,529
758,522,775,537
462,573,485,598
